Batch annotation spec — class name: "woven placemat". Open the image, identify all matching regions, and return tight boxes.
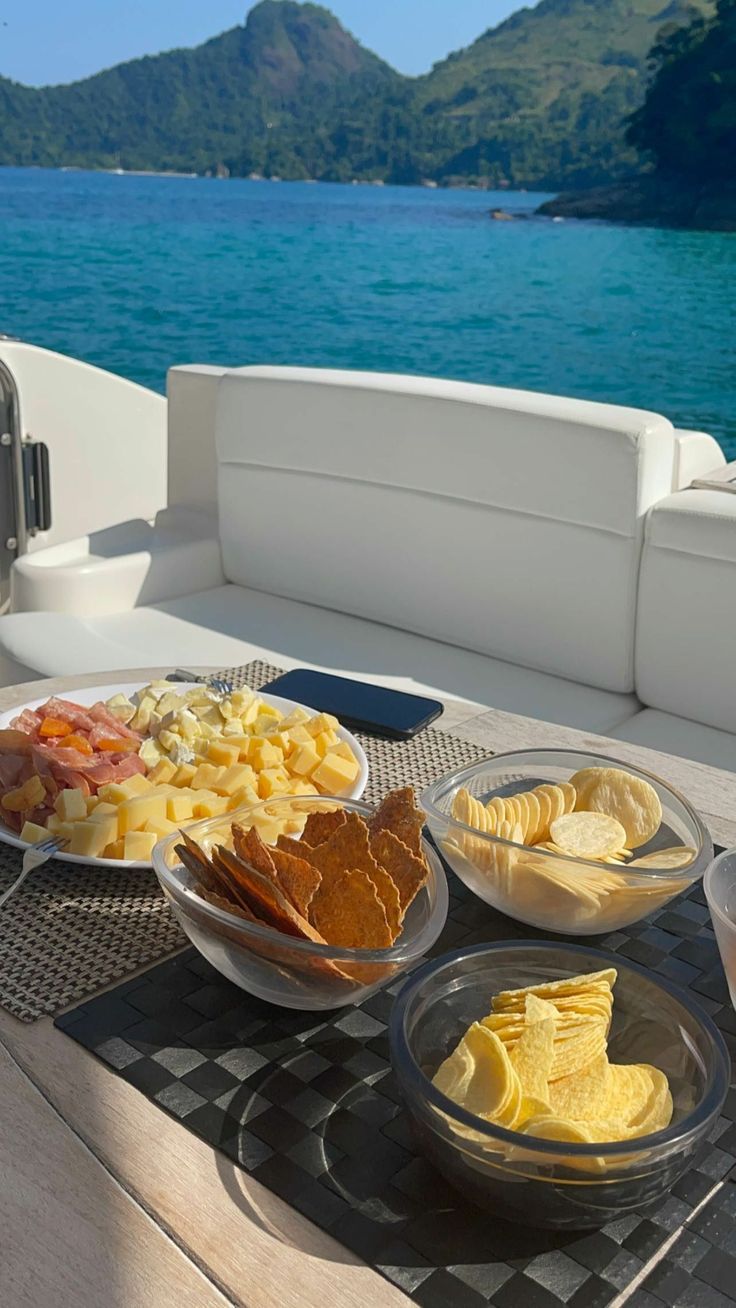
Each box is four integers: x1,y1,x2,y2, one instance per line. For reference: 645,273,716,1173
57,862,736,1307
0,661,492,1021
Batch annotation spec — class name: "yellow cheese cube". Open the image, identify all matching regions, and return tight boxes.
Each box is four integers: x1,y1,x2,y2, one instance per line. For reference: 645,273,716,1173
157,729,179,753
45,814,62,835
192,793,229,819
144,817,178,839
240,700,260,727
54,788,88,822
286,779,319,796
123,830,158,861
207,740,241,768
103,839,126,860
20,820,50,844
250,740,284,771
305,712,340,738
85,812,119,848
88,802,118,821
249,815,282,844
97,783,128,806
288,741,321,778
85,795,99,814
172,763,197,788
118,793,168,835
311,752,360,794
166,792,195,823
70,820,113,859
190,763,224,791
226,785,260,811
120,773,154,798
330,741,358,763
258,767,291,799
147,758,178,786
255,702,282,722
285,723,312,746
278,707,311,729
214,763,257,797
314,730,339,759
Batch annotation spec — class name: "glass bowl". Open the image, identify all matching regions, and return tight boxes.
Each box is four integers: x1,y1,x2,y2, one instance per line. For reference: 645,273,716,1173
421,748,712,934
152,795,448,1010
704,847,736,1009
390,941,728,1229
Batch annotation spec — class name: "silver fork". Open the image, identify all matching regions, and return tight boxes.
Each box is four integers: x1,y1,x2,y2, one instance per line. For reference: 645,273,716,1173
167,669,234,695
0,835,68,909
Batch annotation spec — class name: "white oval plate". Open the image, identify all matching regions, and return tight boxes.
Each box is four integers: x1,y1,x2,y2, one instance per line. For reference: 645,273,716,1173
0,681,368,869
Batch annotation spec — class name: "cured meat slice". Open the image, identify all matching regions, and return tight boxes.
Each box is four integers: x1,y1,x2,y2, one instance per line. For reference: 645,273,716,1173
89,702,141,741
9,707,43,737
39,697,97,732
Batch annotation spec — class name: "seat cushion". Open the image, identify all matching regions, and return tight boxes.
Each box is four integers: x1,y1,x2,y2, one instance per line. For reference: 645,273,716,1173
609,709,736,774
217,368,677,693
0,584,638,733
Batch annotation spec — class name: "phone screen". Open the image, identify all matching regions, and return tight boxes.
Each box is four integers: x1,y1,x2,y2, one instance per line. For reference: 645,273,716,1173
261,669,443,739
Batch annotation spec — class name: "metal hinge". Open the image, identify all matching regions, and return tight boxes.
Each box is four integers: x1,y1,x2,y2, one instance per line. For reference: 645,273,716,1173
21,435,52,535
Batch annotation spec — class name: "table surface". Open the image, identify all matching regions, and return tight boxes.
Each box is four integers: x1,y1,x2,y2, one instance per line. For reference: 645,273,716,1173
2,667,735,1308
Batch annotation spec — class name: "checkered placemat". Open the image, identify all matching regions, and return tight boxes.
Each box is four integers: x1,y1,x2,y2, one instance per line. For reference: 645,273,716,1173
57,858,736,1307
0,660,491,1021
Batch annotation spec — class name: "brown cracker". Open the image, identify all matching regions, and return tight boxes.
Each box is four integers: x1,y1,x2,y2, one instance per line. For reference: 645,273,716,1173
269,845,322,918
300,809,347,847
232,823,278,879
368,786,424,855
370,827,429,915
309,868,393,949
211,845,326,943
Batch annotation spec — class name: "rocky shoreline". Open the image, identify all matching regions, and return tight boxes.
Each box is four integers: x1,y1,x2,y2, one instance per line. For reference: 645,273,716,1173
538,177,736,232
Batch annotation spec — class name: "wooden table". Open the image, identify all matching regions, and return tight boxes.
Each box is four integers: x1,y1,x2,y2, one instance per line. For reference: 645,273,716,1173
1,669,735,1308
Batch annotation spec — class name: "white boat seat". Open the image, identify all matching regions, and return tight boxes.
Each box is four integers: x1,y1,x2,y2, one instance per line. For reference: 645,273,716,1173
0,584,639,734
609,709,736,774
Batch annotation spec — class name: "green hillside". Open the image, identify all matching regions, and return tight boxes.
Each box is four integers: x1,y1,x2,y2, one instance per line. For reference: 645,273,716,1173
0,0,716,187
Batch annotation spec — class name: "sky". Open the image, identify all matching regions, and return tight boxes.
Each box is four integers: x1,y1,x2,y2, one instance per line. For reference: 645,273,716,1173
0,1,530,86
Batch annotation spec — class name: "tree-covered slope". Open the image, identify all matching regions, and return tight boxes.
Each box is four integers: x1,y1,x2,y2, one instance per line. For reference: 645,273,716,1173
0,0,718,187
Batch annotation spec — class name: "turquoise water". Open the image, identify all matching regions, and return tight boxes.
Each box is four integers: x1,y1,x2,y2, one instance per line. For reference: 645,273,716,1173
1,167,734,456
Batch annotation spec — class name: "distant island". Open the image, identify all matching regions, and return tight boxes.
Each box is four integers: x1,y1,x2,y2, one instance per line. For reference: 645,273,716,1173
0,0,716,193
539,0,736,230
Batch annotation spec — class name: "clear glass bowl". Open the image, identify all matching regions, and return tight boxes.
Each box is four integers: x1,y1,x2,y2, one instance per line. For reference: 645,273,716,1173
704,847,736,1009
389,941,728,1229
421,748,712,934
152,795,448,1010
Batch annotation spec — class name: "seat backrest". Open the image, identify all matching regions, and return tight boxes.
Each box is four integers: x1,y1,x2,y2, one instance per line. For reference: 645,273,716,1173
216,367,677,693
636,489,736,734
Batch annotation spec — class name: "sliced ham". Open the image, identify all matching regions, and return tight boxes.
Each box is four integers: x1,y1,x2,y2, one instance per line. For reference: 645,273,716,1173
38,697,97,733
80,753,146,787
89,702,142,742
34,742,101,772
10,707,43,738
0,754,32,790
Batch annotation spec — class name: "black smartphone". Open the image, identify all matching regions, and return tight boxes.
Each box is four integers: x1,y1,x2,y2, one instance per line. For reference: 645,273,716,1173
262,669,444,740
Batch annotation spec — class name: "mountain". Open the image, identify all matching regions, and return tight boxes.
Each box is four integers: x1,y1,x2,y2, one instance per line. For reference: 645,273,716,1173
0,0,716,188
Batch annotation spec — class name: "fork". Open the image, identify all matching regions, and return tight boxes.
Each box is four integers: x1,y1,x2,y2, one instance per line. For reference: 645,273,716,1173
0,835,68,909
167,669,234,695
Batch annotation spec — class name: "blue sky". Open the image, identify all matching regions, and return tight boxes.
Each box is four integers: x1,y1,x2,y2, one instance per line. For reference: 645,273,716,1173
0,1,529,86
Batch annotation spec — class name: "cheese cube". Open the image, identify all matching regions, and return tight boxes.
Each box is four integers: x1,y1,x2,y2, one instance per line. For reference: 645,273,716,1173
311,753,360,794
192,793,229,819
123,830,158,861
130,695,157,733
104,839,126,860
249,815,282,844
144,817,178,840
305,712,340,738
285,724,312,746
226,785,260,811
88,802,118,821
258,767,291,799
278,707,311,729
256,703,281,722
84,811,119,848
119,772,153,798
330,741,358,763
289,741,321,778
70,820,113,859
54,788,88,822
207,740,241,768
139,738,164,769
214,763,257,797
240,699,260,727
45,814,63,835
85,795,99,814
314,730,339,759
118,793,168,835
20,820,50,844
286,779,319,796
166,792,195,823
191,763,225,791
250,740,284,771
172,763,197,788
147,758,177,786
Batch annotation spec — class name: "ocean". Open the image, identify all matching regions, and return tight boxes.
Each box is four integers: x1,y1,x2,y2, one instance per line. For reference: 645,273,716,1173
1,167,734,457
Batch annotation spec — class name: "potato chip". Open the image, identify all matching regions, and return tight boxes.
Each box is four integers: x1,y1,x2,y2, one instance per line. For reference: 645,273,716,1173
570,767,608,808
488,796,507,829
559,782,576,814
547,1053,611,1120
452,788,493,834
520,1115,594,1143
504,796,522,831
533,787,552,843
510,1017,555,1102
550,812,628,860
433,1023,517,1120
524,790,541,844
581,768,662,849
629,846,696,870
538,784,565,827
493,968,616,1008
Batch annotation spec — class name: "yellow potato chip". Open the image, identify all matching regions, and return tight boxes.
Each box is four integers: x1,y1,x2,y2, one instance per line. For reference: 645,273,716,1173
550,811,628,860
510,1017,555,1102
503,796,522,830
629,847,696,870
582,768,662,849
520,1115,595,1143
533,786,552,843
538,784,565,827
512,1094,552,1130
513,792,531,842
570,767,608,807
547,1053,611,1120
493,969,617,1007
433,1023,516,1120
559,782,576,814
488,796,507,829
524,790,541,844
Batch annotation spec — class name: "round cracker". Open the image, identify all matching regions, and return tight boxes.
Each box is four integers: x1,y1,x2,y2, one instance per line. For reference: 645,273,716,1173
550,812,628,860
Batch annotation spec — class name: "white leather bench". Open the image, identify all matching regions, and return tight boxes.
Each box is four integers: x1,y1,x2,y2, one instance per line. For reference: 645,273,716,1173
0,368,730,764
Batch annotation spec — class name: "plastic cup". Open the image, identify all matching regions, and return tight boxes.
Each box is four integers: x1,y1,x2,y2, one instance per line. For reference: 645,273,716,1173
704,848,736,1007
